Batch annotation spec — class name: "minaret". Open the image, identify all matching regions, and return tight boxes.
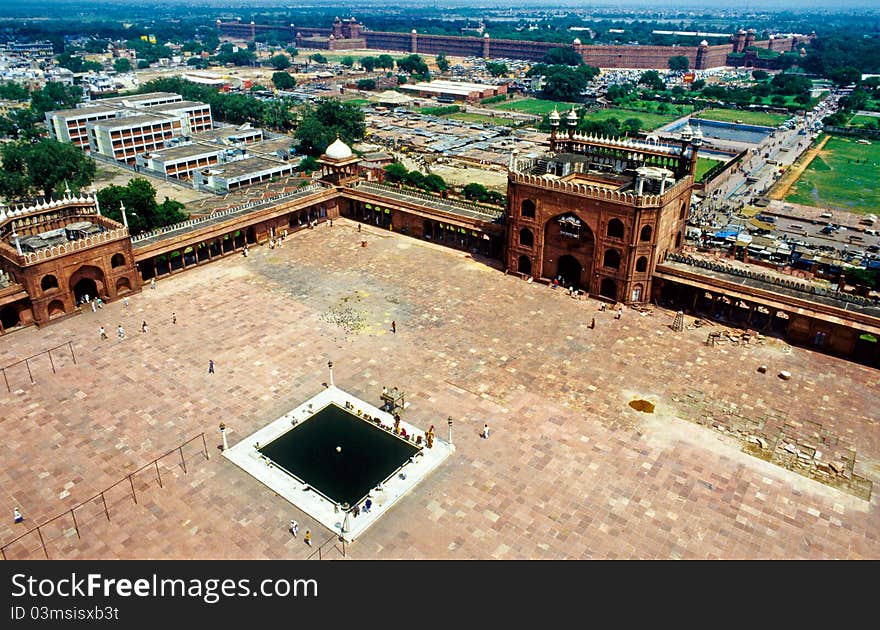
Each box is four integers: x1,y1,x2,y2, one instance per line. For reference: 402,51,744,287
549,105,560,146
566,107,578,138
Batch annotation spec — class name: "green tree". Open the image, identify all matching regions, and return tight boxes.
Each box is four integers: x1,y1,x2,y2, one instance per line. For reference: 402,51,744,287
691,78,706,91
376,54,395,70
357,78,377,91
543,46,583,66
113,57,132,73
435,53,450,73
541,65,590,101
462,182,489,202
296,156,319,173
269,54,291,70
622,118,643,135
30,82,81,117
638,70,664,91
309,53,328,64
361,56,378,72
668,55,690,72
397,54,429,79
272,71,296,90
294,99,365,155
383,162,408,184
261,100,294,131
752,69,769,81
97,178,186,236
137,60,150,69
423,174,447,193
286,46,299,57
340,56,355,68
0,139,95,201
486,62,509,77
0,82,29,101
405,170,426,189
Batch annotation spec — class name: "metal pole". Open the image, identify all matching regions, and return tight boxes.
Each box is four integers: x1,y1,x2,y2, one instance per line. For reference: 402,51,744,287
179,446,187,473
69,341,77,365
129,474,137,504
101,492,110,521
70,509,80,539
25,358,34,384
47,349,56,373
37,526,49,559
201,432,209,460
155,460,163,488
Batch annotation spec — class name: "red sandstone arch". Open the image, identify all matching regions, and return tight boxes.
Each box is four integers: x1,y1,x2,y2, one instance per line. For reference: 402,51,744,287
541,212,594,288
68,265,107,300
41,274,59,292
111,253,126,268
47,299,66,319
116,277,132,294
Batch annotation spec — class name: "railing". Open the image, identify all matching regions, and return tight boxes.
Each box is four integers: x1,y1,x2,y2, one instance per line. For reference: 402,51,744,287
1,341,77,393
306,533,347,560
352,182,505,221
665,252,878,309
17,228,130,265
1,433,209,560
131,183,328,244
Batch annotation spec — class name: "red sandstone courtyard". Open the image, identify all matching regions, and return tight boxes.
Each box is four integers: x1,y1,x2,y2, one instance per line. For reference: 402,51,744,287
0,218,878,559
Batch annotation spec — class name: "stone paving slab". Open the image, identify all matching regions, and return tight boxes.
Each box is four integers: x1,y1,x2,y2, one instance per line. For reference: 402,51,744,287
0,218,878,559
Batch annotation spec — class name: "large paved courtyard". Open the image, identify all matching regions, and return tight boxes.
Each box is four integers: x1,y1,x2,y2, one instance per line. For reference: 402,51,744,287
1,218,878,559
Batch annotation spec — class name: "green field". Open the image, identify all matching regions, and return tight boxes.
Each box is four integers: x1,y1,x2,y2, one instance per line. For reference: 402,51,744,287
491,98,576,115
448,112,521,127
849,114,880,128
784,136,880,214
614,98,694,117
695,157,723,182
580,108,679,132
696,108,789,127
343,98,370,108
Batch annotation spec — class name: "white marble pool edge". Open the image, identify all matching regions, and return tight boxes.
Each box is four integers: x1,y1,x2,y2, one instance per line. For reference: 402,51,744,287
223,385,455,543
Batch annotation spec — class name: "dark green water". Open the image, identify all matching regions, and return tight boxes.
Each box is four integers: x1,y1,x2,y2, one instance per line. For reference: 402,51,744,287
259,403,418,507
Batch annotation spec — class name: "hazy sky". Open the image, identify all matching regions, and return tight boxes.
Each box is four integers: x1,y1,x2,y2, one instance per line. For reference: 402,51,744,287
0,0,877,7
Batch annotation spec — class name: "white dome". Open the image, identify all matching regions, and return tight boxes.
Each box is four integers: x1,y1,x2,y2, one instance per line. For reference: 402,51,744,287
573,38,581,45
325,137,353,160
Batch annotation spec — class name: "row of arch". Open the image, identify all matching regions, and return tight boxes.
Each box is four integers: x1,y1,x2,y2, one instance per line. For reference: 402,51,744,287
518,201,654,242
39,254,127,294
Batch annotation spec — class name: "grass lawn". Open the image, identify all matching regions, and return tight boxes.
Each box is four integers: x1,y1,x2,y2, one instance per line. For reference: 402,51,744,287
448,112,521,127
849,114,879,128
695,157,723,182
344,98,370,108
616,98,694,117
581,108,679,131
696,108,789,127
784,136,880,214
491,98,575,115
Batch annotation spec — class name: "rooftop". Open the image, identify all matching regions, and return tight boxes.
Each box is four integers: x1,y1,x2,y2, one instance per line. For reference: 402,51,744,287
201,156,292,180
92,113,181,130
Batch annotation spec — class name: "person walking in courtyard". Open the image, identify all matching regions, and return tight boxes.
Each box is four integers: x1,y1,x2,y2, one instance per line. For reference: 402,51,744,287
150,278,156,290
616,307,622,320
123,297,129,308
117,324,125,340
172,312,177,325
99,326,107,340
391,320,396,334
590,317,595,329
208,359,215,374
141,320,148,334
304,530,312,546
290,520,298,538
90,299,97,312
481,423,490,439
13,507,23,523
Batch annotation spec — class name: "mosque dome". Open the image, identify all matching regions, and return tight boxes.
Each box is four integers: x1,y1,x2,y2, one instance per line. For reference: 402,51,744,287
573,38,582,45
700,40,709,47
325,137,353,160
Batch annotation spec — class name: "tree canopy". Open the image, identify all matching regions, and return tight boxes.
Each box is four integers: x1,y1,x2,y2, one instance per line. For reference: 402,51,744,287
486,62,508,77
397,54,429,79
435,53,450,73
0,139,95,201
272,71,296,90
96,178,187,236
269,54,291,70
668,55,690,72
542,46,584,66
294,99,365,156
